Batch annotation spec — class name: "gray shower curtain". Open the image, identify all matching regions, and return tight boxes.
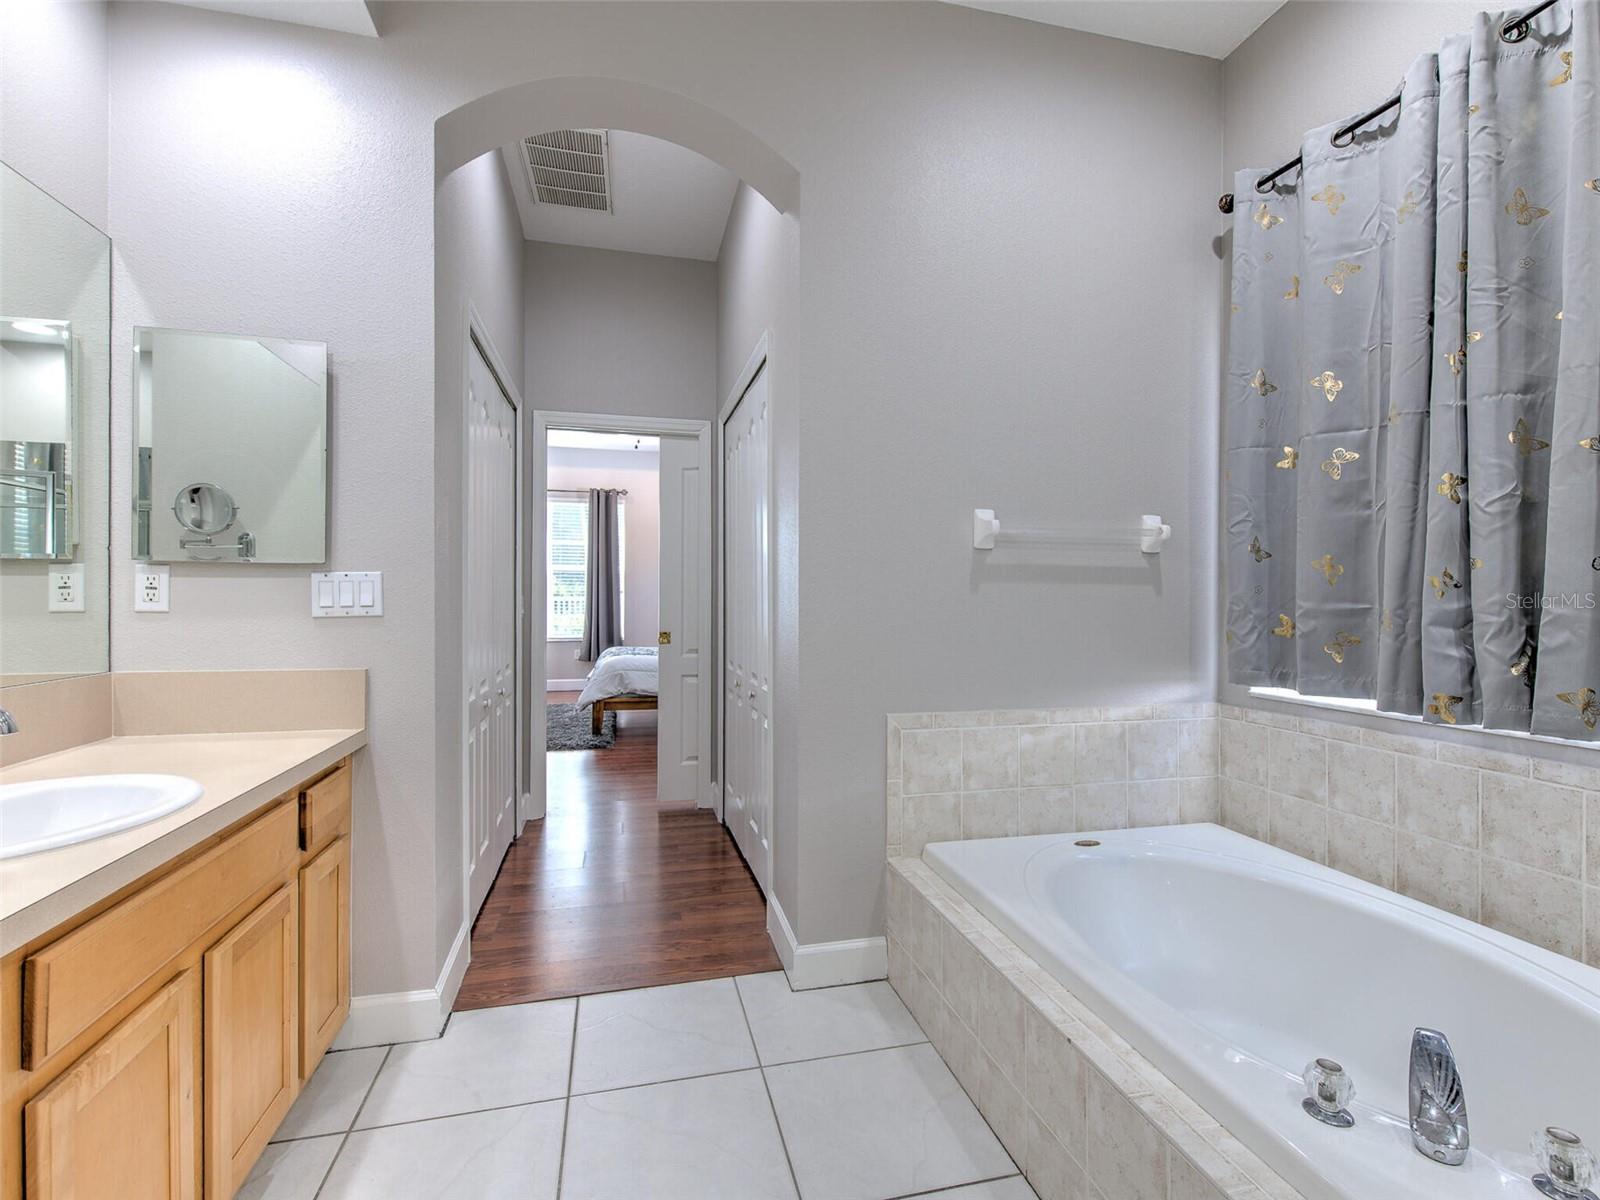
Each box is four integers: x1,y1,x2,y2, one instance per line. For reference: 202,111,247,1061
579,488,622,662
1225,1,1599,739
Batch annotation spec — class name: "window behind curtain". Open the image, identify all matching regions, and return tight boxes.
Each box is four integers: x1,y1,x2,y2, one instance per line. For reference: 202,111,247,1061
546,492,626,642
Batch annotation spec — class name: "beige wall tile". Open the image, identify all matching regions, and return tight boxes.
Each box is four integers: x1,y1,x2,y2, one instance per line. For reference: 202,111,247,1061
1085,1069,1166,1200
1050,706,1102,724
1020,725,1076,787
1268,729,1326,802
1075,724,1128,783
1396,831,1479,921
0,673,112,765
941,919,983,1030
1130,780,1181,828
1077,782,1129,832
1026,1006,1087,1162
1020,787,1076,836
1167,1149,1230,1200
1589,794,1600,887
1480,858,1583,958
1180,719,1220,779
1326,741,1395,824
886,780,903,848
1128,719,1181,781
976,951,1027,1088
1395,755,1480,849
993,709,1052,727
1533,757,1600,792
1269,793,1327,863
111,668,365,735
903,793,961,855
1221,717,1268,786
934,710,996,728
962,789,1021,839
1295,716,1362,744
1437,741,1532,777
886,720,902,782
902,729,963,795
904,881,944,984
1360,726,1438,758
1222,779,1268,840
1587,888,1599,969
1326,810,1394,889
1481,774,1583,878
1025,1113,1090,1200
1179,777,1221,824
963,726,1020,790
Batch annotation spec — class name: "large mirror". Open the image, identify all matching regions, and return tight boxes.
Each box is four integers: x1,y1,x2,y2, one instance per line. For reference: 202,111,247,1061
133,327,328,563
0,164,111,684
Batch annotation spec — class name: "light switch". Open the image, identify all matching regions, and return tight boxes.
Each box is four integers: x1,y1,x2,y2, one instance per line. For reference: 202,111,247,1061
48,565,86,612
311,571,383,618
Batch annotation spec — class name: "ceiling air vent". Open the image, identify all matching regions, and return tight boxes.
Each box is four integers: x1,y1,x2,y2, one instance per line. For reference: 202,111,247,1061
522,129,611,212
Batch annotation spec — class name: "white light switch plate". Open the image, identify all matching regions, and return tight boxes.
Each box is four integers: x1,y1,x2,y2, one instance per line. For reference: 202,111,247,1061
311,570,383,618
134,564,170,612
48,565,86,612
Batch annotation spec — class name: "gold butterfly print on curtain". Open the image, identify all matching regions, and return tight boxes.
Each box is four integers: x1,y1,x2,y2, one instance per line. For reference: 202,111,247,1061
1323,632,1361,664
1428,694,1465,724
1311,185,1346,215
1276,446,1298,469
1397,190,1419,223
1284,275,1300,300
1558,688,1600,730
1249,368,1278,396
1311,554,1343,586
1322,261,1362,294
1253,203,1283,230
1248,535,1272,562
1580,437,1600,452
1310,371,1343,403
1321,448,1360,480
1271,614,1296,638
1436,473,1466,503
1429,567,1462,599
1550,50,1573,86
1508,418,1551,457
1505,187,1551,225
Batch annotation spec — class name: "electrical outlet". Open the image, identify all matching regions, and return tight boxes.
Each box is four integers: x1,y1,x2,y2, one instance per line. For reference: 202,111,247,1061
48,565,86,612
134,564,170,612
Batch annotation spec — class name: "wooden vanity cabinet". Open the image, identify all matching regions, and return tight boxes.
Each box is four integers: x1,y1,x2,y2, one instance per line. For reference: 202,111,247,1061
1,756,354,1200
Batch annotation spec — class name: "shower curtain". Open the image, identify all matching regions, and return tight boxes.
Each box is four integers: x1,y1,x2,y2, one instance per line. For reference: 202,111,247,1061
1225,1,1599,739
579,488,623,662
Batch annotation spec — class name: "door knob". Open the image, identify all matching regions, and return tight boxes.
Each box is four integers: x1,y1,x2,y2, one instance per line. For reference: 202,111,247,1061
659,631,671,645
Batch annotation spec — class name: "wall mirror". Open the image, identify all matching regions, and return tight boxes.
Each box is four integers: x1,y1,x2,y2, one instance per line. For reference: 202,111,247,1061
133,327,328,564
0,164,111,684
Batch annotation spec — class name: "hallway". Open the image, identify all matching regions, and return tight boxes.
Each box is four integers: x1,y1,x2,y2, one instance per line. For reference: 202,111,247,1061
455,694,779,1009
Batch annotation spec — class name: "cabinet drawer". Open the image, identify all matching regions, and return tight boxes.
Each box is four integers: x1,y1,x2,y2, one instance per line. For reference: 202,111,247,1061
21,802,297,1071
299,760,351,853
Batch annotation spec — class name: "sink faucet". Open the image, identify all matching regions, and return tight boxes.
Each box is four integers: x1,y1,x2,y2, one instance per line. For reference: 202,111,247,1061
0,708,16,735
1410,1028,1469,1166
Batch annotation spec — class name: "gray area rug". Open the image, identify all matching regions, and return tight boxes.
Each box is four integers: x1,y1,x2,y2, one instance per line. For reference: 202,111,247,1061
547,702,616,751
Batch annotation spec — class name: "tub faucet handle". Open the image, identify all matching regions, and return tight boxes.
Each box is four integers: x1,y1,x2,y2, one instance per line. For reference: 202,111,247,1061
1301,1057,1355,1128
1531,1127,1598,1200
1410,1027,1469,1166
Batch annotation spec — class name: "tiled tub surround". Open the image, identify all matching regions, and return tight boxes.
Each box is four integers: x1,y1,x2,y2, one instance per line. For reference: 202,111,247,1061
1217,705,1600,968
886,855,1302,1200
887,706,1222,858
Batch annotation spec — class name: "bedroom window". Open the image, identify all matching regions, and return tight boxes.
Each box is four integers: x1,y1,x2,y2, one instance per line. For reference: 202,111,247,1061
546,493,625,641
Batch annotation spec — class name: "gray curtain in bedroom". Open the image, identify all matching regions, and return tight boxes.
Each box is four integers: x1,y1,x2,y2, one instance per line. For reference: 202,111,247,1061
1225,0,1600,740
579,488,623,663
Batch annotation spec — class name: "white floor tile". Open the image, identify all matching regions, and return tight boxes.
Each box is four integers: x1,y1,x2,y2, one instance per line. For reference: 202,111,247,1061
236,1136,341,1200
561,1070,798,1200
765,1043,1015,1200
570,977,758,1094
932,1178,1038,1199
271,1046,387,1141
321,1101,564,1200
354,998,574,1128
736,972,927,1065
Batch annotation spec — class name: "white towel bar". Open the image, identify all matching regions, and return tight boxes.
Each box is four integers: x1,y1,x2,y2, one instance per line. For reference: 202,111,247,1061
972,509,1171,555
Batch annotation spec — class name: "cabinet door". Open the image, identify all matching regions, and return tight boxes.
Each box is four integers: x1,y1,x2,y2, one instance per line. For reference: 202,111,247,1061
204,883,298,1199
23,968,200,1200
299,835,351,1078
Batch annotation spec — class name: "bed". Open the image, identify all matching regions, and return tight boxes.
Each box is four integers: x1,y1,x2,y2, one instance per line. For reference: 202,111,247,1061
576,645,659,734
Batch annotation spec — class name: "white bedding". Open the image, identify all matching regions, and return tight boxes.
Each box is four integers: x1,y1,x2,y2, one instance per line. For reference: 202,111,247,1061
576,646,659,709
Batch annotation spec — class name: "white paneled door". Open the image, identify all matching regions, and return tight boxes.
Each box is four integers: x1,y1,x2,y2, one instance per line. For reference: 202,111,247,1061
465,333,518,920
657,432,710,804
721,361,771,894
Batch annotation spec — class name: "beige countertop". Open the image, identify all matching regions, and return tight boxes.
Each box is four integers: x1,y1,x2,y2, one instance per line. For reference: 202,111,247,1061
0,728,365,956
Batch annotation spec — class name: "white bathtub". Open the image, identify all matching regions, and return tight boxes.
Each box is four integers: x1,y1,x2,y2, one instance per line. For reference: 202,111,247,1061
923,824,1600,1200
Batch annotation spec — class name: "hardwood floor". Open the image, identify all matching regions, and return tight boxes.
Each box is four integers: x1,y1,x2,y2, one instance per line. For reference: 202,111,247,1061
454,693,780,1010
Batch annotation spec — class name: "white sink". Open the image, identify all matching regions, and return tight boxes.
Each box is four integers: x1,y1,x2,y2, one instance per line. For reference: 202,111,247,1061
0,775,205,860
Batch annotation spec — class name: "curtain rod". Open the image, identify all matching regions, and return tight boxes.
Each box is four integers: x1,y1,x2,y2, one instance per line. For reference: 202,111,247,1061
1217,0,1561,215
549,487,629,496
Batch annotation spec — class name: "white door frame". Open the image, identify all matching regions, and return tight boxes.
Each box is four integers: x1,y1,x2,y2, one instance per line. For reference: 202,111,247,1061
529,409,714,822
459,302,524,921
715,333,776,884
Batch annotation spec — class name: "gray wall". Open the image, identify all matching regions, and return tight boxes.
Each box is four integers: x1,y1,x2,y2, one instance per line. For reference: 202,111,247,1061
523,241,718,422
101,1,1224,999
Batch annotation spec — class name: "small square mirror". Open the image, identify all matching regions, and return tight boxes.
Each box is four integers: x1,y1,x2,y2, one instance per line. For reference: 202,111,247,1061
133,327,328,564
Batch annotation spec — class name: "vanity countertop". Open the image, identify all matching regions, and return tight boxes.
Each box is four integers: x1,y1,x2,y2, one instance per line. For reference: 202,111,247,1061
0,728,365,956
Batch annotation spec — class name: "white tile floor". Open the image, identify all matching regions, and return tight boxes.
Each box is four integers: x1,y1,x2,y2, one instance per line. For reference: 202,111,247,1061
241,971,1037,1200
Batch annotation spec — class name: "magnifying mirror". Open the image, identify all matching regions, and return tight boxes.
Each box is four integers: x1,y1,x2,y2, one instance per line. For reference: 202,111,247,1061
172,482,237,535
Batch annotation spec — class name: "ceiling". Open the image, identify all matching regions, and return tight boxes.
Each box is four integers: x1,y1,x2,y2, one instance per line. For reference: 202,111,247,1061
548,430,661,453
161,0,378,36
950,0,1285,59
502,131,740,263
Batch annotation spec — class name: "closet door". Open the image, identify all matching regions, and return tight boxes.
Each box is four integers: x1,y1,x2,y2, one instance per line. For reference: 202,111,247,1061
658,432,710,804
721,361,772,893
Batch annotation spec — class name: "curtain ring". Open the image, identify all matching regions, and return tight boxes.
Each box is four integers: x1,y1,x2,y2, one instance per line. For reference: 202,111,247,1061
1502,18,1530,42
1255,175,1277,195
1330,128,1357,149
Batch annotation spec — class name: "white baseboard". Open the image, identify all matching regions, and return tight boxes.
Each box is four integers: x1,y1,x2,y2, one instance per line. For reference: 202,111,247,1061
767,895,887,990
333,919,471,1048
547,678,588,691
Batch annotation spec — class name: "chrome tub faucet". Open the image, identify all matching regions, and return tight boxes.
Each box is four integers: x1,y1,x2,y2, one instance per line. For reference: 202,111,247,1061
0,708,16,735
1410,1027,1469,1166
